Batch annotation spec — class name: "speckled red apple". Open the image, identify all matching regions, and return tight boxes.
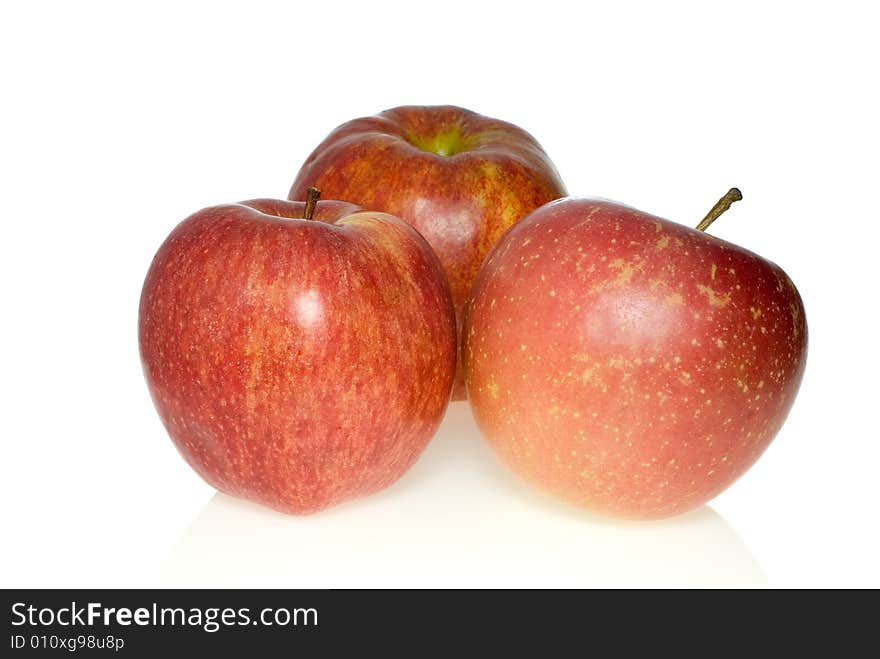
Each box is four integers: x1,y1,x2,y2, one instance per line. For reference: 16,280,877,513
139,193,457,514
288,105,567,398
464,191,807,519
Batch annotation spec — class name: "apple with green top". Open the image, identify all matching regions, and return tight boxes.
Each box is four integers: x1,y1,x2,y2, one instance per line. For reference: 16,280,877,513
288,105,567,398
464,189,807,519
139,190,457,514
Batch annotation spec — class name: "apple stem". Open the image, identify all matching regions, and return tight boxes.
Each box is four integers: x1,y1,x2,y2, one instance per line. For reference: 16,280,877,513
696,188,742,232
304,186,321,221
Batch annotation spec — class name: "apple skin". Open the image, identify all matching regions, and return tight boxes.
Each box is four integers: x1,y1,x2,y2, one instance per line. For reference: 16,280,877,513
288,105,567,398
464,198,807,519
139,198,457,514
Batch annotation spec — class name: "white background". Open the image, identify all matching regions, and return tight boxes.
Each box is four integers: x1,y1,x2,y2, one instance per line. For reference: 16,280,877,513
2,1,878,588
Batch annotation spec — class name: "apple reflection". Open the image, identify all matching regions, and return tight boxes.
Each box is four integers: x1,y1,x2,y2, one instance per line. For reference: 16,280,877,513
164,402,765,588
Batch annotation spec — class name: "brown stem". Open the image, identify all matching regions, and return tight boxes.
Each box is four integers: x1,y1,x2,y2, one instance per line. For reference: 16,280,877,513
696,188,742,232
304,186,321,220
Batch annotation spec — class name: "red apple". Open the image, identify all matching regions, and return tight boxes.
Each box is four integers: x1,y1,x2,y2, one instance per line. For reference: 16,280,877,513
139,192,457,514
288,105,567,398
464,190,807,519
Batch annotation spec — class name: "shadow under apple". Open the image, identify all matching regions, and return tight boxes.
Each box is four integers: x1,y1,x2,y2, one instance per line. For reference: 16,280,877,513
163,402,766,587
